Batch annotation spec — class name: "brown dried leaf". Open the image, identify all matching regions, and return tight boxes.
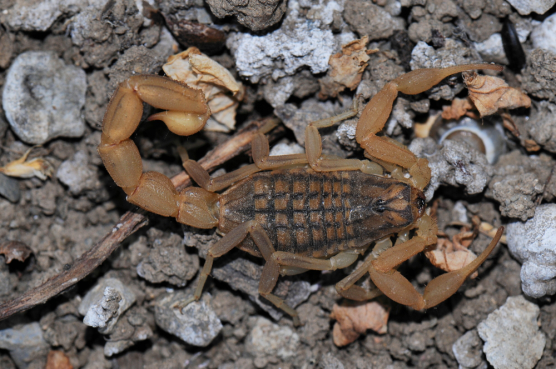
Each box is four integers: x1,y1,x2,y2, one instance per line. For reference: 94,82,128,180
463,72,531,117
441,97,475,120
319,36,374,99
45,351,73,369
425,229,479,279
330,300,389,346
163,47,244,132
0,241,32,264
0,147,54,180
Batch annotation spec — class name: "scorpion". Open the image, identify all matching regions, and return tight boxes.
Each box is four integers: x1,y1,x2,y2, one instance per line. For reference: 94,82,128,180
99,64,504,326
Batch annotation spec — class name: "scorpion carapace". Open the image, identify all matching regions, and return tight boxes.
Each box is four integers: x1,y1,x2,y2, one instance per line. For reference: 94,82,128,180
99,64,504,325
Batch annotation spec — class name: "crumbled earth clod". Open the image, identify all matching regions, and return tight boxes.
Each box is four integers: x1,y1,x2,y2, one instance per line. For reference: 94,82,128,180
409,138,493,201
477,296,546,369
136,230,199,287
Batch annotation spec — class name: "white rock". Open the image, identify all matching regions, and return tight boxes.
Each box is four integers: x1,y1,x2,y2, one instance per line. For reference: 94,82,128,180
245,317,300,360
2,51,86,145
477,296,546,369
3,0,97,31
226,0,352,83
154,292,222,347
506,204,556,298
269,142,305,156
531,13,556,55
506,0,556,15
79,278,137,334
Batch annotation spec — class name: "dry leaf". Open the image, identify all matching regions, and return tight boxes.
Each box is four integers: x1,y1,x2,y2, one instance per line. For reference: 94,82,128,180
0,241,32,264
319,36,374,99
330,300,390,346
0,147,54,180
45,351,73,369
163,47,245,132
426,238,479,279
441,98,475,120
463,71,531,117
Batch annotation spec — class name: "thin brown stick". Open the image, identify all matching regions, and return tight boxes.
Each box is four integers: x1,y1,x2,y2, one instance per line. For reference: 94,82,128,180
0,118,283,321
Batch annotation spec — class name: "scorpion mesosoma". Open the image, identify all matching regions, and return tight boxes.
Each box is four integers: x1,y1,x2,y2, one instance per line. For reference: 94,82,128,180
99,64,504,326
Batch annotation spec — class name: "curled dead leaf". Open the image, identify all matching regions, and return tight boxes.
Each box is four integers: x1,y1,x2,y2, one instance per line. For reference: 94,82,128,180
45,350,73,369
441,98,475,121
163,47,245,132
0,241,32,264
463,71,531,117
319,36,375,99
330,300,389,346
0,147,53,180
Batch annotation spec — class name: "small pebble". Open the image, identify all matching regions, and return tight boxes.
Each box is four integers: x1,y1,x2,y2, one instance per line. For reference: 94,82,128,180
78,278,137,334
507,204,556,298
154,291,222,347
0,322,49,369
452,330,486,369
245,317,299,360
0,172,21,203
2,51,86,145
56,151,102,195
531,13,556,55
505,0,556,15
477,295,546,369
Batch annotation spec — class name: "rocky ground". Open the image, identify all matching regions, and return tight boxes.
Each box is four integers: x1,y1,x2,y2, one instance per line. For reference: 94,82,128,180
0,0,556,368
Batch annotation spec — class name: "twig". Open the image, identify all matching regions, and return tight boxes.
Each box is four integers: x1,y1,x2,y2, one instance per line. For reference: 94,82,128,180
0,118,284,321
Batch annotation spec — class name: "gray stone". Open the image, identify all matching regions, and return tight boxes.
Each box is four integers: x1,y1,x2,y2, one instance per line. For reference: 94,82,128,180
2,51,87,145
452,330,486,369
477,296,546,369
506,0,556,15
507,204,556,298
56,150,102,195
0,323,49,369
0,173,21,203
245,317,299,360
154,291,222,347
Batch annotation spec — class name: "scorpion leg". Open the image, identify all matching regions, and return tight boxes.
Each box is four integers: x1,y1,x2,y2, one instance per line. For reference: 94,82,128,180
356,64,503,189
178,220,302,325
180,127,308,192
334,238,393,301
304,99,384,175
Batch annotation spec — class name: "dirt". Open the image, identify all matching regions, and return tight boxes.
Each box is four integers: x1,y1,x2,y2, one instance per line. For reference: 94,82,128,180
0,0,555,368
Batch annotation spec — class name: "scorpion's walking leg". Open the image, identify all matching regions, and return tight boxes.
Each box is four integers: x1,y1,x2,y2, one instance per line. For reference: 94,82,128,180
304,99,384,175
181,129,308,192
178,221,303,325
333,238,393,301
306,64,504,189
